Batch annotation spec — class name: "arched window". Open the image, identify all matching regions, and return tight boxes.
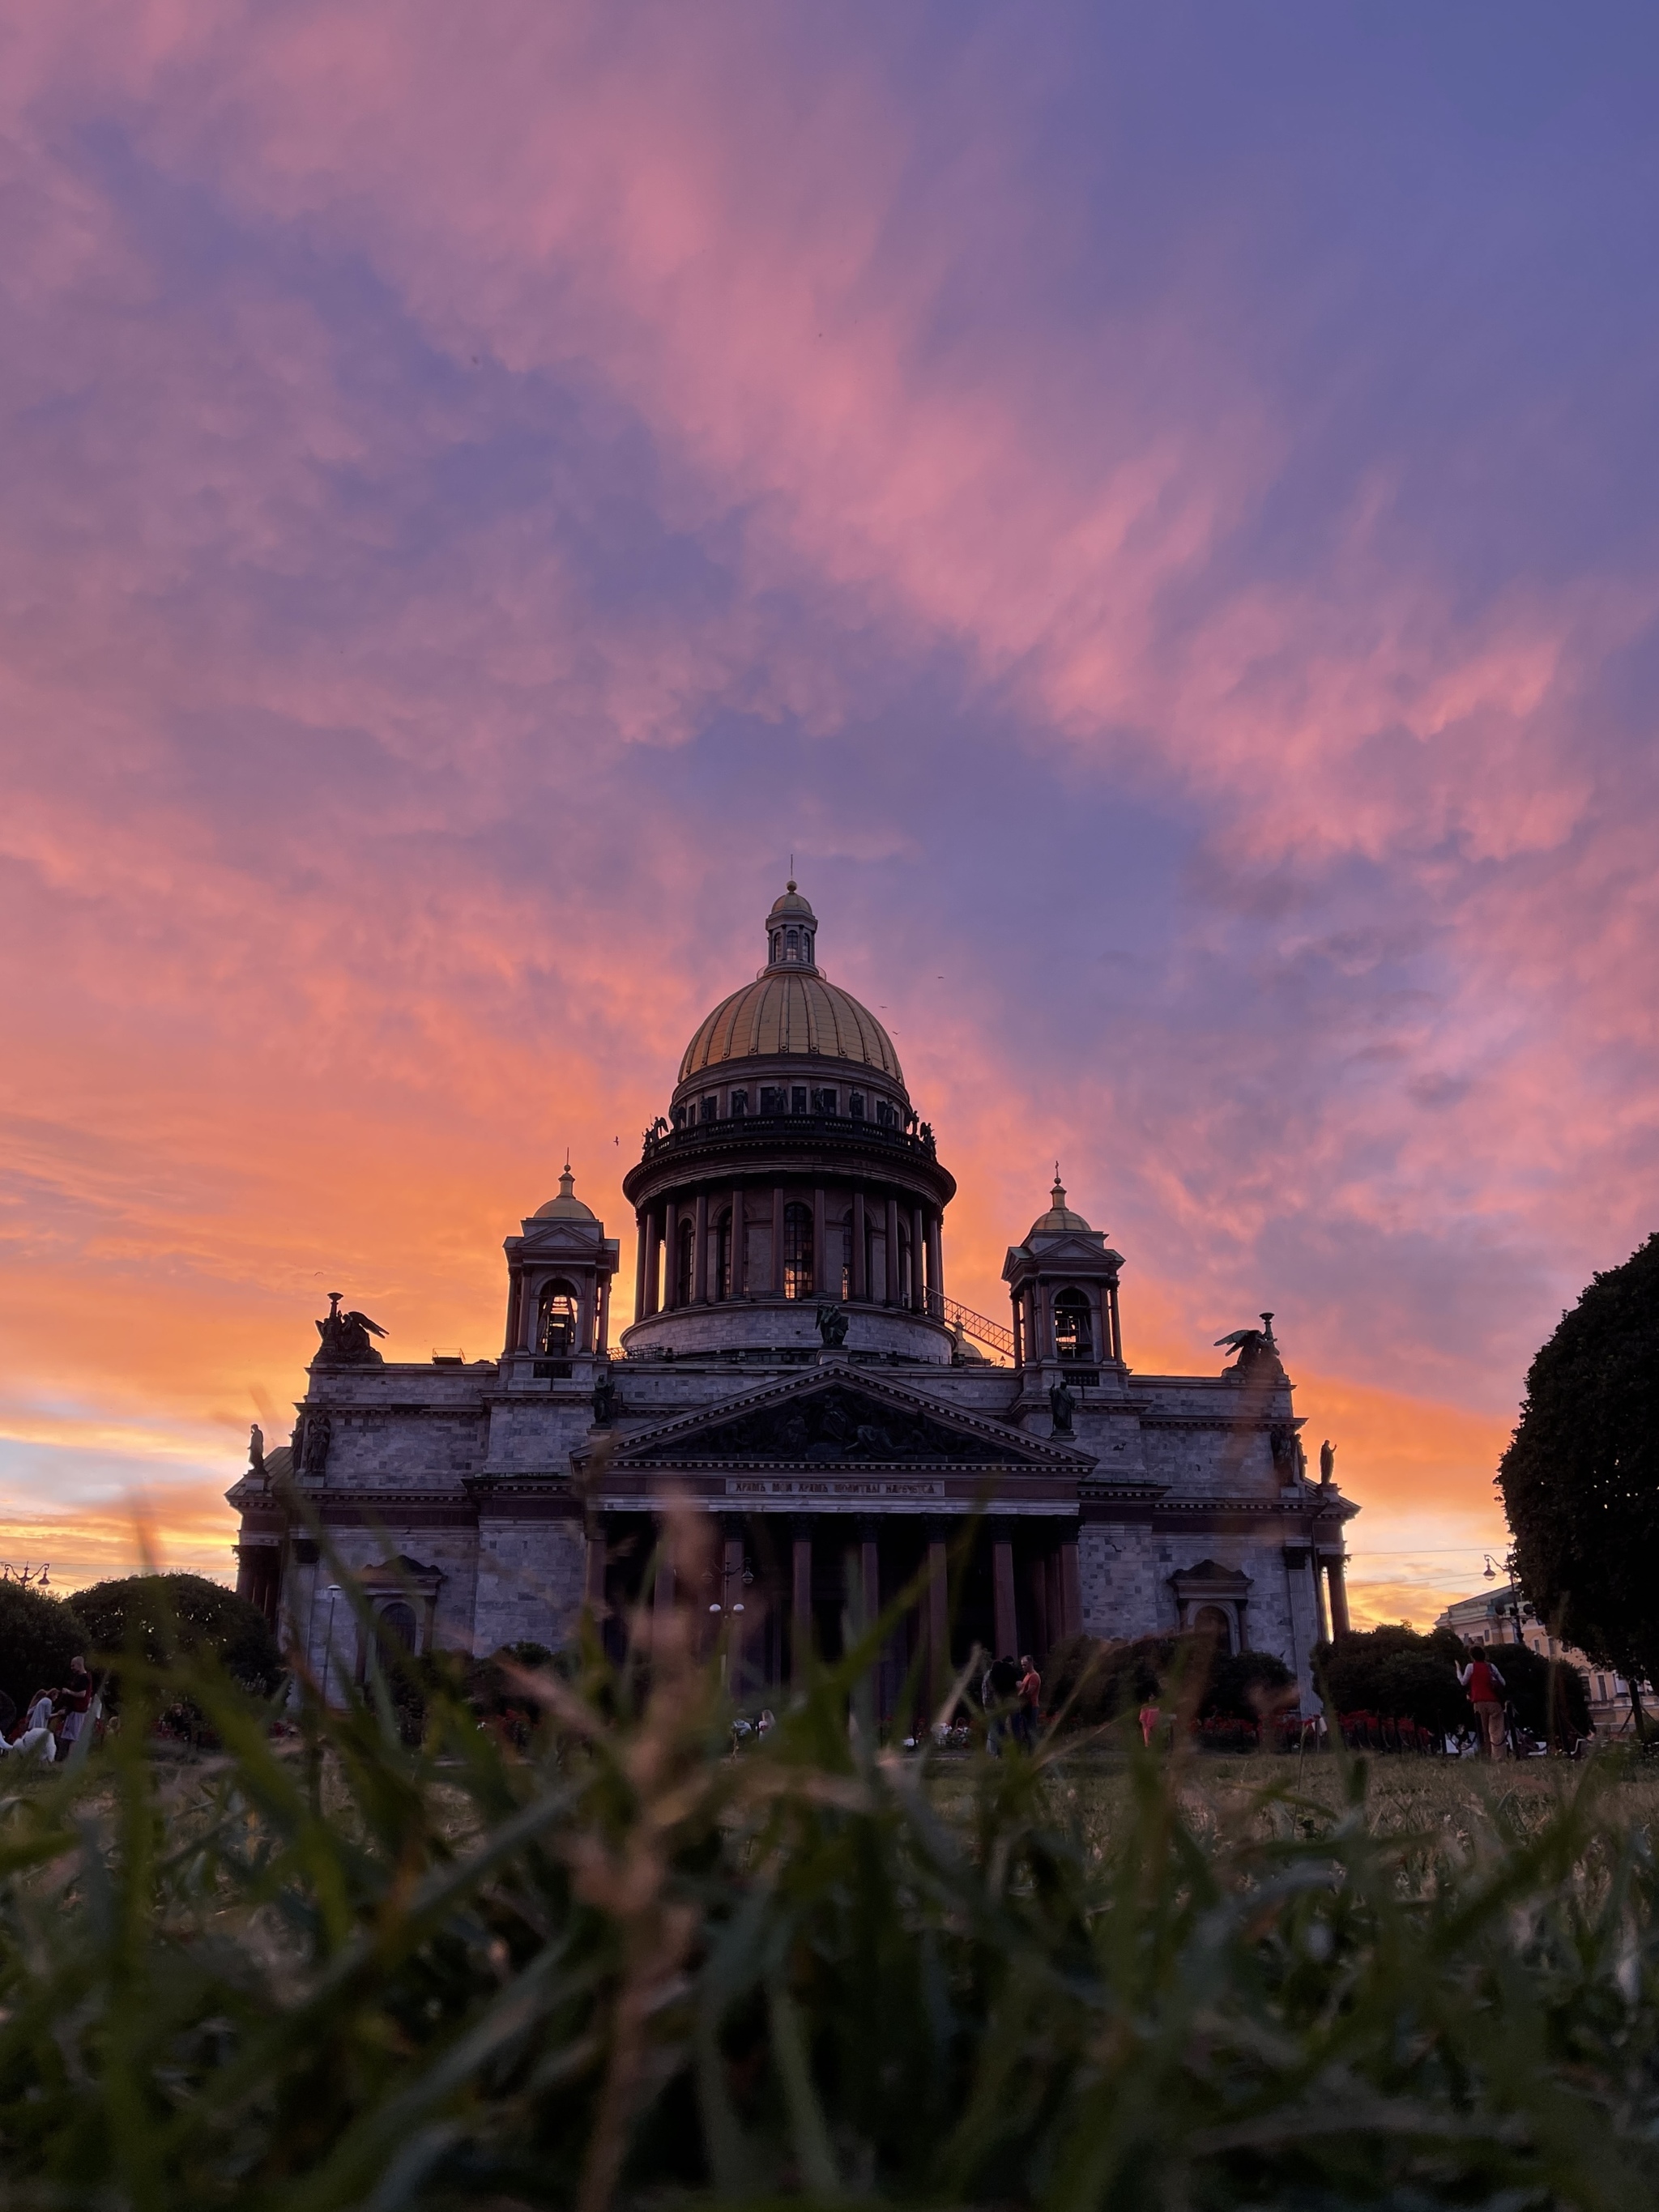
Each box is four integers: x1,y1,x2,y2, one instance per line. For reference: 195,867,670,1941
1053,1289,1094,1362
1192,1604,1232,1652
771,931,783,962
538,1281,580,1357
786,927,800,959
676,1220,695,1305
378,1600,418,1653
783,1203,813,1298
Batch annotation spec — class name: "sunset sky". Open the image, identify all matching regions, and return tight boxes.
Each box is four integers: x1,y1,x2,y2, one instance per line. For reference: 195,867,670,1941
2,6,1657,1625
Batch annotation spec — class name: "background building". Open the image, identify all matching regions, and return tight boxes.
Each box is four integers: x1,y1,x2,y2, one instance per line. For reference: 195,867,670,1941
229,884,1359,1715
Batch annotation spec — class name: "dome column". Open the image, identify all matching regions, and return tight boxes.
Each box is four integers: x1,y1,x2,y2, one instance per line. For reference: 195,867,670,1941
729,1186,744,1298
663,1200,680,1309
852,1190,868,1299
812,1187,827,1302
911,1206,925,1312
644,1208,662,1318
694,1191,710,1303
885,1196,900,1306
632,1217,647,1328
770,1187,785,1296
927,1213,944,1311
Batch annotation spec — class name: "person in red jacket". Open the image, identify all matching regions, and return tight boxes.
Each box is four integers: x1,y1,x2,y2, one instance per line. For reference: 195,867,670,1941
1456,1647,1508,1758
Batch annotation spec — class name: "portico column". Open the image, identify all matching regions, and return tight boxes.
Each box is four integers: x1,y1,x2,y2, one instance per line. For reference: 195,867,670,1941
633,1217,647,1328
1313,1554,1333,1643
1327,1554,1351,1638
1060,1533,1082,1641
1043,1545,1062,1659
771,1187,785,1295
812,1187,827,1302
926,1521,950,1715
584,1518,608,1625
791,1519,813,1683
992,1527,1017,1660
885,1196,900,1305
730,1187,744,1297
852,1190,868,1299
664,1201,680,1308
652,1529,676,1649
694,1191,710,1302
856,1515,883,1721
911,1207,926,1311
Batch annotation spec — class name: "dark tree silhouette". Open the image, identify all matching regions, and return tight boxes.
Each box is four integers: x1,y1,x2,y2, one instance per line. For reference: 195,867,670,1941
69,1573,282,1699
1499,1232,1659,1727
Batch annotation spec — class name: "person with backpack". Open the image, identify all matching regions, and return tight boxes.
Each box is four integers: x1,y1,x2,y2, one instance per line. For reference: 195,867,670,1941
1456,1646,1508,1758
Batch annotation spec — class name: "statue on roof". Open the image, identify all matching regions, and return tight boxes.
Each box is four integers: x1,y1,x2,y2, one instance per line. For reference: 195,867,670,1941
1048,1376,1075,1434
815,1302,849,1349
315,1291,387,1366
1320,1438,1336,1485
248,1423,267,1480
1214,1312,1283,1379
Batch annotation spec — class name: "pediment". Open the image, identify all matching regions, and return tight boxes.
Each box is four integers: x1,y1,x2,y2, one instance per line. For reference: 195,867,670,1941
605,1367,1091,1471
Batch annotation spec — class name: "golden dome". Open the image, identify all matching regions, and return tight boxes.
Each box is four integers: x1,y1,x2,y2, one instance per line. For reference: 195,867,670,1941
679,880,905,1085
533,1163,596,1221
1026,1172,1092,1238
680,971,903,1084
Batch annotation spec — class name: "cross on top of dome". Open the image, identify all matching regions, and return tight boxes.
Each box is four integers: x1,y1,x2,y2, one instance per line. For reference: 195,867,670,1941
765,880,818,971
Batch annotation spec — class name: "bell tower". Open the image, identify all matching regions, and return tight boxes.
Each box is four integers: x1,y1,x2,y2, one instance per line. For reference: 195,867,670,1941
501,1162,621,1384
1002,1171,1124,1379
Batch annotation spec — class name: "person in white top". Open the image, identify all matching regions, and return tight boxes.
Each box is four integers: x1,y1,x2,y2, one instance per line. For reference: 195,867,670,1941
0,1690,58,1762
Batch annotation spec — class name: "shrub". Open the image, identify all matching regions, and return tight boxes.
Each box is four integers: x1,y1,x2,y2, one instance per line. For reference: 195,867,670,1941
1317,1622,1472,1736
2,1618,1659,2206
1044,1630,1192,1727
68,1572,283,1698
1484,1636,1593,1743
0,1581,86,1717
1202,1647,1295,1724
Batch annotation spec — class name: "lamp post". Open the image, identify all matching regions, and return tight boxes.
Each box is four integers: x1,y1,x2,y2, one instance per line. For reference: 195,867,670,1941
321,1583,343,1700
706,1554,753,1691
1483,1554,1525,1647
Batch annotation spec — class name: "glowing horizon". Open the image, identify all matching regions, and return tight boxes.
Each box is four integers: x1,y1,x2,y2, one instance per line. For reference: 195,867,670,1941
4,4,1657,1633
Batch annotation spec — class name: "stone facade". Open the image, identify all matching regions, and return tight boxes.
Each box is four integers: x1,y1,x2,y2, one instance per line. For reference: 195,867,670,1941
228,884,1358,1712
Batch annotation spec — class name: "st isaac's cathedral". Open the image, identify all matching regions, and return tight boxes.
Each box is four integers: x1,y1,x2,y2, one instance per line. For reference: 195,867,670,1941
229,884,1358,1714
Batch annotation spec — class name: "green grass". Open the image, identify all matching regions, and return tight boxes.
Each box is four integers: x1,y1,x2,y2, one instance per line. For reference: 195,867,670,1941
3,1621,1659,2210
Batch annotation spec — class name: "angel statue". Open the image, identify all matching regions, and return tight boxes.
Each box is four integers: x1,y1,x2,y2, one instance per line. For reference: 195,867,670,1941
1214,1312,1282,1378
315,1291,388,1366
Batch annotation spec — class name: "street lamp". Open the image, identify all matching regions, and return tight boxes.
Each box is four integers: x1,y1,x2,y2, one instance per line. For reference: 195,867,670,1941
1482,1555,1525,1647
321,1583,343,1700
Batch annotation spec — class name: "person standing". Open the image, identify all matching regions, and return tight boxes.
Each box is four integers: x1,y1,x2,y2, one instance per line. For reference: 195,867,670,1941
1016,1655,1043,1747
1456,1647,1507,1758
58,1657,93,1752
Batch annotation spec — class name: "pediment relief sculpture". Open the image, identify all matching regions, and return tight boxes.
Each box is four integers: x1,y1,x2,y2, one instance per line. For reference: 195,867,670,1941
622,1382,1036,1466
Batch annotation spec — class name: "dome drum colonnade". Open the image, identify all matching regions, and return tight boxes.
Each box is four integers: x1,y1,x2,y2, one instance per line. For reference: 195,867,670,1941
621,885,956,1360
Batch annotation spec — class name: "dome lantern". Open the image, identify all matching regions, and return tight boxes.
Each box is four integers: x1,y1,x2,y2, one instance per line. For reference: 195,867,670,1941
765,880,817,971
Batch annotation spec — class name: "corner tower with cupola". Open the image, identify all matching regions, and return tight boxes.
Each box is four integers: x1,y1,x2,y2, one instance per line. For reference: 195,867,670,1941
621,884,956,1362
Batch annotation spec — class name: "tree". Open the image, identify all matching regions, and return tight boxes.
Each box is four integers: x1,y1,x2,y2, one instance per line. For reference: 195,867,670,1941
69,1574,282,1698
1316,1624,1471,1737
1498,1231,1659,1714
1491,1639,1591,1745
0,1581,87,1717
